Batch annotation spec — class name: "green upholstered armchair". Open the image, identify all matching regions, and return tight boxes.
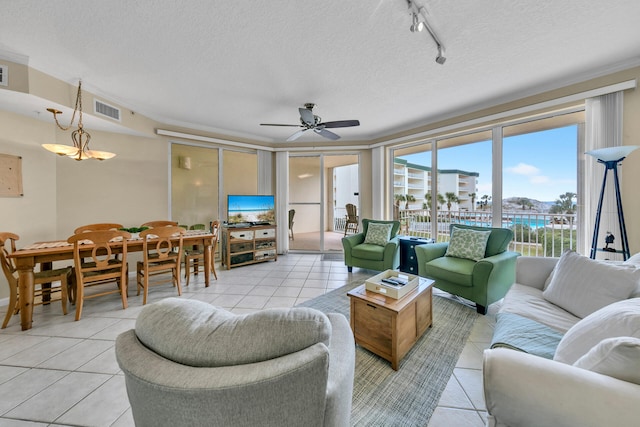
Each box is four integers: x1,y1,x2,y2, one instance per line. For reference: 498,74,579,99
415,224,519,314
342,219,401,273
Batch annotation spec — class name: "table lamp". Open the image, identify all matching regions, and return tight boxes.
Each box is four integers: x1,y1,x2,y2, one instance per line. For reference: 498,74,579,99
585,145,639,260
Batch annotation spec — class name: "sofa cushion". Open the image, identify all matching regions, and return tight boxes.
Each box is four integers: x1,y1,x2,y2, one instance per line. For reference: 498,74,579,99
135,298,332,367
351,243,385,261
445,226,491,261
554,298,640,364
426,256,475,287
363,222,393,247
573,336,640,384
542,250,640,318
500,283,580,334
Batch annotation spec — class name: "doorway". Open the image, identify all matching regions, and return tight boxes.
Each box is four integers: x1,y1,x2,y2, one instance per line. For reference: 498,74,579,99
288,154,359,252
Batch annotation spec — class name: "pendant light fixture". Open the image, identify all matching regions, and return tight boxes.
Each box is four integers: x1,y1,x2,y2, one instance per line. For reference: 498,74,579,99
42,80,116,161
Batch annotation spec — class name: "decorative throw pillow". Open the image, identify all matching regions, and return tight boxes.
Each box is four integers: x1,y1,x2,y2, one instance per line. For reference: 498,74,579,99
135,298,332,367
445,226,491,261
363,222,393,246
542,250,640,318
573,336,640,384
553,298,640,364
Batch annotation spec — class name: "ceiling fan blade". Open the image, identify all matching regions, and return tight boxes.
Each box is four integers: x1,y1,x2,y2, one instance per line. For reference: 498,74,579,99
287,129,308,142
314,128,340,141
260,123,302,127
299,108,315,126
320,120,360,128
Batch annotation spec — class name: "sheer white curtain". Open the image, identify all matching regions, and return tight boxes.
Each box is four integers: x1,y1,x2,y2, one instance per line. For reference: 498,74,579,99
581,91,624,257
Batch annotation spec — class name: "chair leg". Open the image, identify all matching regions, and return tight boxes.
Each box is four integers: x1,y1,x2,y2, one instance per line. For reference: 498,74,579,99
75,283,84,321
143,272,149,305
60,278,68,316
175,266,182,296
185,257,191,286
347,266,353,272
476,304,487,315
2,282,17,329
120,272,128,310
211,254,217,280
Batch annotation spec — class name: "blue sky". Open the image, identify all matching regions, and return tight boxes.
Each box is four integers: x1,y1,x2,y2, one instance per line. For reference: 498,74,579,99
398,125,578,203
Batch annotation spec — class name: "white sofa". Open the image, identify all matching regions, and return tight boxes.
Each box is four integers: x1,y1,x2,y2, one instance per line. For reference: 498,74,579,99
483,255,640,427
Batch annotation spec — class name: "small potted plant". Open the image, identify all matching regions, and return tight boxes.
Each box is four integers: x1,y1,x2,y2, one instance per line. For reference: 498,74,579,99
119,226,149,240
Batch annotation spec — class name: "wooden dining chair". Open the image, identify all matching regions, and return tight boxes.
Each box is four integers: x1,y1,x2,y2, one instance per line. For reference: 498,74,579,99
1,232,73,328
67,230,130,321
184,221,219,286
136,226,185,305
74,223,124,234
141,220,178,228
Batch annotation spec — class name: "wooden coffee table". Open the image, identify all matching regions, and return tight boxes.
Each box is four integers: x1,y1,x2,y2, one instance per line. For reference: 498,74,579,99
347,278,434,370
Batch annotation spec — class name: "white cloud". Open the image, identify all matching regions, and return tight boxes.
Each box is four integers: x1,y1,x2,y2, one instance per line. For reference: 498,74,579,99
530,175,551,184
506,163,540,176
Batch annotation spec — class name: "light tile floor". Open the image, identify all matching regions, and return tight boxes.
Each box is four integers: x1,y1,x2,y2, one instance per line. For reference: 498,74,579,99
0,254,493,426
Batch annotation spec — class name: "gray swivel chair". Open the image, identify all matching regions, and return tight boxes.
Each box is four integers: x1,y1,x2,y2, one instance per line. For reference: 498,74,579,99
116,298,355,427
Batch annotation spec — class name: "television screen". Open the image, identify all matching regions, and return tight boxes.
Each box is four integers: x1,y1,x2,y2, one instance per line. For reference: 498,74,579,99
227,195,275,224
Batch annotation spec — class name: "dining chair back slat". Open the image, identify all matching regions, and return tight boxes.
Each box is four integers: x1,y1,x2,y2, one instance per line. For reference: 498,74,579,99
141,220,178,228
67,230,130,321
74,223,124,234
137,226,185,305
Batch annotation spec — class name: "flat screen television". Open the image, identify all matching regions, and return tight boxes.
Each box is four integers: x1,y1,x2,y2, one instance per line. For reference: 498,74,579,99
227,194,275,225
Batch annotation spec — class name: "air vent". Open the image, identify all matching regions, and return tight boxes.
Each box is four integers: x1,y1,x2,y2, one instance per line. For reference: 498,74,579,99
94,99,121,121
0,65,7,86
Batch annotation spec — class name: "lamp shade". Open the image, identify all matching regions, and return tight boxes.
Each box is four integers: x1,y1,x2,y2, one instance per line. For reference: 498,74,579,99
585,146,639,162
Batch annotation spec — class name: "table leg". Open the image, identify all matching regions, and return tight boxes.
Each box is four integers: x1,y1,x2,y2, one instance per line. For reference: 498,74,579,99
15,258,36,331
204,244,211,287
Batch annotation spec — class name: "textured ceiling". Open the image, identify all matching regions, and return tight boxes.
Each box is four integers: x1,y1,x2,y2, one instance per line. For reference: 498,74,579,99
1,0,640,144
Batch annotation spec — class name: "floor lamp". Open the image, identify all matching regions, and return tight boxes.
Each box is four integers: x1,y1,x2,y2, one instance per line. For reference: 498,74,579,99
586,145,639,260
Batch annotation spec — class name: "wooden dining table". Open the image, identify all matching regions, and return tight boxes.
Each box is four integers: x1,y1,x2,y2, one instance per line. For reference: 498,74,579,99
8,230,215,331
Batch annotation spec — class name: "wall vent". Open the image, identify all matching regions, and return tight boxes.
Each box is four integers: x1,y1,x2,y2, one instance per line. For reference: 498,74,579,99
0,65,7,86
94,99,121,121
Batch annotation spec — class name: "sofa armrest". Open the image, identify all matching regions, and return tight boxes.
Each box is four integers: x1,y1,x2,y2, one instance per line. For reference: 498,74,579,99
483,348,640,427
325,313,355,427
342,233,365,250
515,256,558,290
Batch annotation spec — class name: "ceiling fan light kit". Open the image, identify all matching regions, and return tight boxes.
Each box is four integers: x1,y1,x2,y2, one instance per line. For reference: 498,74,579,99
260,103,360,142
407,0,446,65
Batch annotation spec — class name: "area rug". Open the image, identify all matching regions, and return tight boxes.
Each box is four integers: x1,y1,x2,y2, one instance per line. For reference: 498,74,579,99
298,281,479,426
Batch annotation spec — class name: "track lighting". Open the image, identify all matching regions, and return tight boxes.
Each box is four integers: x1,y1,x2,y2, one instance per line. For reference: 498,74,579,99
410,13,425,32
407,0,447,65
436,45,446,64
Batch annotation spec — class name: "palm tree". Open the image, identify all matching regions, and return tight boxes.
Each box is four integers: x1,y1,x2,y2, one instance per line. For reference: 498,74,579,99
437,193,446,210
445,192,459,211
551,192,577,214
405,194,416,209
480,194,491,210
469,192,477,210
423,192,432,210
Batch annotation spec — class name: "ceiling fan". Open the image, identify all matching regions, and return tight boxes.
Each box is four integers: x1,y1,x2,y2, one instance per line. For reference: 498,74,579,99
260,103,360,141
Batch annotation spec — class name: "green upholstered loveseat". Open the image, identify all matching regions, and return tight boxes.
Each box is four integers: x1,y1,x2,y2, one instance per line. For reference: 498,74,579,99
415,224,519,314
342,219,400,273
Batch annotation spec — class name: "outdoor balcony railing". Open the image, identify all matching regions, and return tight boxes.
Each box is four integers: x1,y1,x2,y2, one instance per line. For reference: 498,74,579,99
396,209,577,258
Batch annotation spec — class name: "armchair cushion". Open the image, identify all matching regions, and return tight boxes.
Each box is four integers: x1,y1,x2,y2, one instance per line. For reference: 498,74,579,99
424,256,476,287
363,222,393,246
574,336,640,384
351,243,385,261
135,298,332,367
445,226,491,261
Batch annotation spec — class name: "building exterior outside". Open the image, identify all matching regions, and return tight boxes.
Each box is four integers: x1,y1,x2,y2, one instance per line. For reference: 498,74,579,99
393,159,479,211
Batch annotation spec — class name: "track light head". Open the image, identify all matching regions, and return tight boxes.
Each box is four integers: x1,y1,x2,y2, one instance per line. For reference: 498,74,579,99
435,45,446,64
409,13,424,32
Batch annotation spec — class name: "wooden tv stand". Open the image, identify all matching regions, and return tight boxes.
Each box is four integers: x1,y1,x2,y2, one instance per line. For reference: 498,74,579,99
221,224,277,269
